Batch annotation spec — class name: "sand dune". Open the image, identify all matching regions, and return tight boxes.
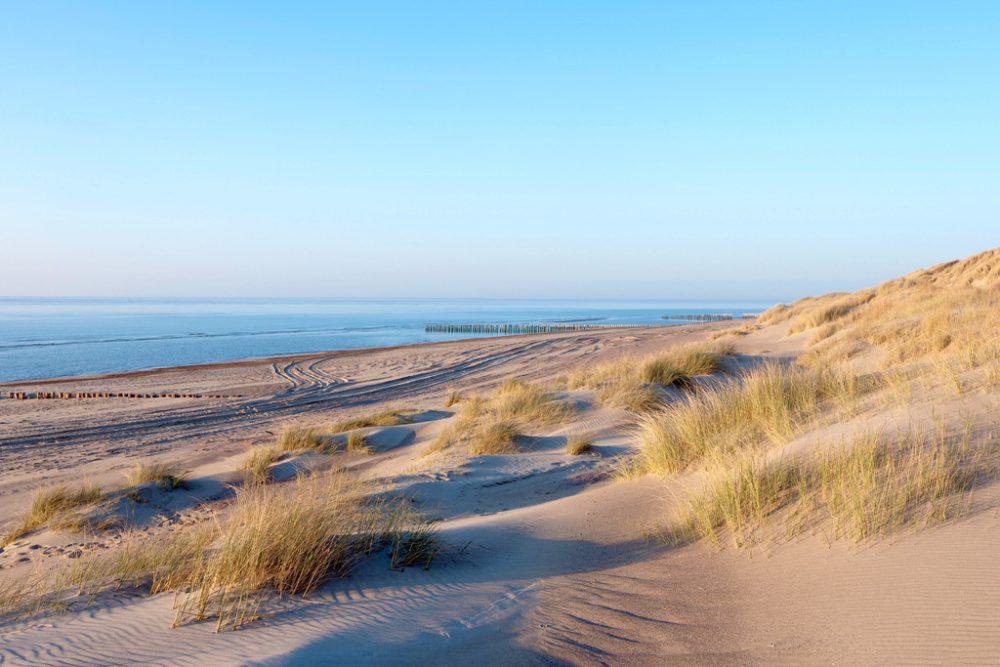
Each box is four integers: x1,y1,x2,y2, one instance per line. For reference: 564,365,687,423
3,250,1000,665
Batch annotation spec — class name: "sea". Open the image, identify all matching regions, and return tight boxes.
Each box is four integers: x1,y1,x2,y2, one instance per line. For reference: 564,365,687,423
0,298,771,382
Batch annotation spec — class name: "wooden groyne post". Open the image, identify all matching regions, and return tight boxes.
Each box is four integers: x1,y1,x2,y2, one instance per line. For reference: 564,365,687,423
0,391,243,400
661,313,761,322
424,322,652,335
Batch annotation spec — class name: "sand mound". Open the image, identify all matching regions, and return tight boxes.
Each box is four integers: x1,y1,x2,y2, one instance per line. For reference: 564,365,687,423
900,246,1000,290
755,246,1000,370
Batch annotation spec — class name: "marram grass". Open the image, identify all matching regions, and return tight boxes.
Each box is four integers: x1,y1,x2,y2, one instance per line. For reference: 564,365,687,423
0,484,104,547
568,343,732,412
277,426,333,453
637,363,873,475
667,429,984,549
565,434,594,455
0,471,438,631
345,431,373,454
242,446,283,485
125,463,188,490
430,379,571,455
763,251,1000,386
330,409,414,433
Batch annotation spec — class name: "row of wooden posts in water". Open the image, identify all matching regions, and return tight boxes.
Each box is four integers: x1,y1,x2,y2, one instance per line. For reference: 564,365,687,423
424,322,650,334
661,313,760,322
426,314,760,334
1,391,241,400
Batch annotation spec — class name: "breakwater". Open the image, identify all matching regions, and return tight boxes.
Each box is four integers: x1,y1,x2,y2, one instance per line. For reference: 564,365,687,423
1,391,242,400
661,313,760,322
424,322,652,335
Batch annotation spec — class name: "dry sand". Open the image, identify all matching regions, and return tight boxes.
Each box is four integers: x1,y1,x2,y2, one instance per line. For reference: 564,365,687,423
1,322,999,666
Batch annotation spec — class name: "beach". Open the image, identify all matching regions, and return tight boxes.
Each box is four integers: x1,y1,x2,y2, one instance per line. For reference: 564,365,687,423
3,249,1000,667
5,2,996,663
0,297,765,382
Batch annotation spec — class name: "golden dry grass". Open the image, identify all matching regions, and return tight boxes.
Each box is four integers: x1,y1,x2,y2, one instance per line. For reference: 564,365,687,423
784,290,875,335
468,419,520,455
430,379,571,455
1,472,438,631
565,434,594,455
762,248,1000,386
173,472,382,629
125,463,188,490
242,446,283,485
176,471,437,630
77,527,215,595
0,484,103,547
492,379,573,423
567,343,732,413
330,409,414,433
566,357,633,391
444,388,464,407
388,517,440,569
345,431,373,454
599,381,663,412
711,320,760,339
815,430,977,540
277,426,332,453
657,249,1000,550
638,363,872,475
0,526,216,620
276,411,416,456
672,455,803,549
643,346,728,385
669,428,986,549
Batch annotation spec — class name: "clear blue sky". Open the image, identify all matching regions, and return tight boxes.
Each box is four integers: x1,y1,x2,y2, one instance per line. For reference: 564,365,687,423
1,1,997,300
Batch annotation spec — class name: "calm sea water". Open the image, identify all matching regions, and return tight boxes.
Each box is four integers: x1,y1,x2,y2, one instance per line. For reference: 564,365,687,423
0,298,770,382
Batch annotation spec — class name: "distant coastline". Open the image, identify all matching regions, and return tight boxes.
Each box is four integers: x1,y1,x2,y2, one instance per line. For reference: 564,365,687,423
0,297,770,382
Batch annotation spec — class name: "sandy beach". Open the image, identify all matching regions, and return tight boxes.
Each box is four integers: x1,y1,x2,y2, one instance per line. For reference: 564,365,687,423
5,2,997,663
3,246,1000,667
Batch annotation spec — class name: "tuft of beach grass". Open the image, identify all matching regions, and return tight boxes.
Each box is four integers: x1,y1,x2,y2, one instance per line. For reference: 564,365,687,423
1,484,103,547
565,434,594,455
125,463,188,490
430,379,572,456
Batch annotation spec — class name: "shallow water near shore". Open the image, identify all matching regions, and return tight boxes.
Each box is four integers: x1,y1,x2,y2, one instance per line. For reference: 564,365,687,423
0,297,768,381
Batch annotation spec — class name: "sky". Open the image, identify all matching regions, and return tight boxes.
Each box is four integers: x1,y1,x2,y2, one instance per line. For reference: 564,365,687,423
1,1,998,301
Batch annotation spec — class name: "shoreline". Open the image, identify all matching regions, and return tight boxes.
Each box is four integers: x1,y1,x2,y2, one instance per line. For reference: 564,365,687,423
4,247,1000,665
0,323,719,388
